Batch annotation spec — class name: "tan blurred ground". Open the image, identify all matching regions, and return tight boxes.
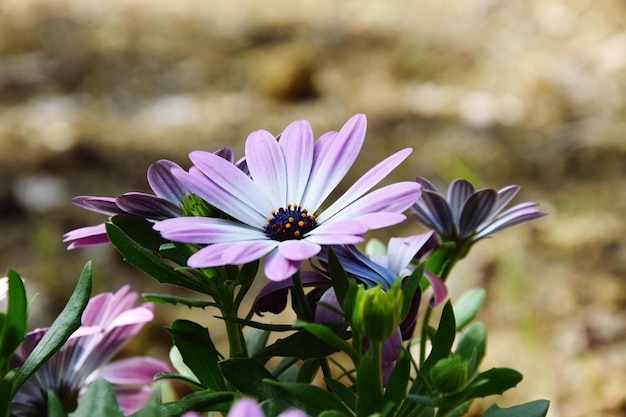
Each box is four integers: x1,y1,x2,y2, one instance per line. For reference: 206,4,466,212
1,0,625,416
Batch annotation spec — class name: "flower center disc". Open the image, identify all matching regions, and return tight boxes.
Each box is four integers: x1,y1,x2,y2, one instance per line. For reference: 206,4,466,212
264,204,318,241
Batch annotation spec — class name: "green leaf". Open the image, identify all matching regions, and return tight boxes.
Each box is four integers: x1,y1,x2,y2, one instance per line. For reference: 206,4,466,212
106,222,208,294
401,263,425,321
288,321,359,365
437,368,523,413
256,322,353,362
453,288,485,331
69,378,124,417
142,293,215,309
154,372,205,391
168,320,225,391
325,378,356,412
9,262,92,397
264,380,354,417
482,400,550,417
47,390,67,417
0,270,27,374
319,411,352,417
328,247,350,308
454,322,487,376
160,391,234,416
219,358,279,399
422,301,456,374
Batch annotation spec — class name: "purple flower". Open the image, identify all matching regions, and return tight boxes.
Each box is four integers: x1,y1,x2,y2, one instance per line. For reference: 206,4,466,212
154,114,421,281
63,158,191,249
412,178,546,246
10,285,170,416
255,233,446,384
227,397,307,417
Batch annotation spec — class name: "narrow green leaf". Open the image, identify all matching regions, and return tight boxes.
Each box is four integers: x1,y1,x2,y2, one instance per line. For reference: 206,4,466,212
401,263,424,321
290,321,358,364
422,301,456,374
482,400,550,417
325,378,357,412
160,391,234,416
153,372,205,391
0,270,27,372
168,320,225,391
265,380,354,416
105,222,208,294
328,247,350,308
219,358,277,399
10,262,92,397
69,378,124,417
142,293,215,309
453,288,485,331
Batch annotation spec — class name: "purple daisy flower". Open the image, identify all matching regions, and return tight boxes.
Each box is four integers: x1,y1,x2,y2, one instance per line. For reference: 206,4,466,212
227,397,307,417
63,148,241,250
9,285,170,416
154,114,422,281
412,177,546,245
255,233,446,384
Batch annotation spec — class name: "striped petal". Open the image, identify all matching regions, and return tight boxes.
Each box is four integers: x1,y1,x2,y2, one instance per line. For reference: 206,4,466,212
245,129,288,208
279,120,314,204
300,114,366,210
154,217,263,244
147,159,188,203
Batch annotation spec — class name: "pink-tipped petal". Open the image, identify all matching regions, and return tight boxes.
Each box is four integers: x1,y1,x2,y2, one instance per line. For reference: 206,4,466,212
155,217,263,244
425,270,448,307
264,250,302,281
277,239,321,261
222,240,278,265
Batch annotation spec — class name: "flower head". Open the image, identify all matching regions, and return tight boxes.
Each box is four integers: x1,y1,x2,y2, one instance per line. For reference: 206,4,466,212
10,285,169,416
63,149,242,250
155,114,421,281
412,177,546,249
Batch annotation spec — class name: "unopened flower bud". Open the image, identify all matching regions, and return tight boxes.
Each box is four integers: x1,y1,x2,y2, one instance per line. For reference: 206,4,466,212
429,354,468,393
352,282,403,343
181,193,218,218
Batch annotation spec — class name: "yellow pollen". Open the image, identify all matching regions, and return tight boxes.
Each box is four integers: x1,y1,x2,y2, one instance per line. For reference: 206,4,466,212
294,230,300,237
288,217,294,222
285,223,291,229
298,221,304,227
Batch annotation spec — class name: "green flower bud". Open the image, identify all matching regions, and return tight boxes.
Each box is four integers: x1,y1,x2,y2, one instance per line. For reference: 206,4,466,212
181,193,218,218
352,281,403,343
429,354,468,393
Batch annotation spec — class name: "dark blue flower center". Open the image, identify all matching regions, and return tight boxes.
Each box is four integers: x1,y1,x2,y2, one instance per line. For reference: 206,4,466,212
264,204,318,241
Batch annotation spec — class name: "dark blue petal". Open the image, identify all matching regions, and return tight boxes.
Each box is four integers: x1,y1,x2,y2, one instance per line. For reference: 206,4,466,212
412,191,455,240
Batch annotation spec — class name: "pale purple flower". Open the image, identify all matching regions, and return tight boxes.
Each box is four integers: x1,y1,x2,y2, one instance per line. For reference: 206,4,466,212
255,233,446,385
155,114,421,281
63,148,242,250
63,158,191,249
9,285,170,416
412,178,546,246
227,397,307,417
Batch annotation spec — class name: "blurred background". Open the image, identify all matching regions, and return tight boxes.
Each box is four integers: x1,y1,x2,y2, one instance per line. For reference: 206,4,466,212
1,0,625,415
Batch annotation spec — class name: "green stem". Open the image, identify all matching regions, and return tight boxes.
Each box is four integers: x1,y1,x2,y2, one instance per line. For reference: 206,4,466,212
221,306,248,358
